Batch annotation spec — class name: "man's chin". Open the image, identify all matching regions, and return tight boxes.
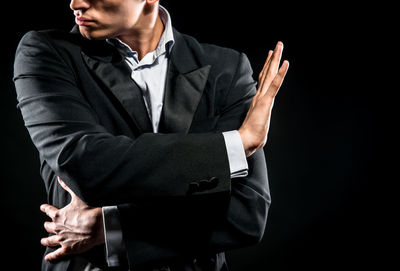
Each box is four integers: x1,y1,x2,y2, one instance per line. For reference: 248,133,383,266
79,27,112,40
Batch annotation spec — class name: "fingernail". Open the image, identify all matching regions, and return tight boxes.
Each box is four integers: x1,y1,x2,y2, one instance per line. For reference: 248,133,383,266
277,41,283,48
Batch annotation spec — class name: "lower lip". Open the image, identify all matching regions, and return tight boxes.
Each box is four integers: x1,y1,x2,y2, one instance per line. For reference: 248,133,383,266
75,18,95,26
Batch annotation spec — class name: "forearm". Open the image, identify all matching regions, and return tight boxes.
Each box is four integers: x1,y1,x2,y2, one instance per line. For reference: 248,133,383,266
102,130,249,266
117,149,269,267
17,89,232,207
47,132,231,206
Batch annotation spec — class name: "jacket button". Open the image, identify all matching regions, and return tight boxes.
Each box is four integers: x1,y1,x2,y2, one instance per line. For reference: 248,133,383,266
198,177,219,190
187,177,219,194
188,182,200,194
208,176,218,184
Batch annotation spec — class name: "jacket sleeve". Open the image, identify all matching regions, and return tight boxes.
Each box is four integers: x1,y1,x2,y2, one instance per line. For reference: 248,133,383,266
13,30,232,207
117,53,271,267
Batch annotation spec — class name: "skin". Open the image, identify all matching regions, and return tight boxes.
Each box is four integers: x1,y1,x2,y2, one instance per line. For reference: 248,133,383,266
40,178,104,261
239,42,289,157
71,0,163,59
40,0,289,262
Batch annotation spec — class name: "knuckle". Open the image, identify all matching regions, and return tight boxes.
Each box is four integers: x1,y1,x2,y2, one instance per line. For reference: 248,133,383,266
56,235,64,242
271,78,279,86
54,224,62,234
45,222,55,233
54,211,60,219
58,247,67,255
270,81,281,91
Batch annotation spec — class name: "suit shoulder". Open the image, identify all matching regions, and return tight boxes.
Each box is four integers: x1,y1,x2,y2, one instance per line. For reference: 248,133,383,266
16,29,75,60
180,32,242,64
178,32,253,84
19,28,87,54
18,29,73,47
14,29,80,81
16,29,81,62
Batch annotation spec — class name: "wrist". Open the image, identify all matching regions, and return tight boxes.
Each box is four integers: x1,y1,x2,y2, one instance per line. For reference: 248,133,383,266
238,128,265,157
92,207,105,245
238,128,251,157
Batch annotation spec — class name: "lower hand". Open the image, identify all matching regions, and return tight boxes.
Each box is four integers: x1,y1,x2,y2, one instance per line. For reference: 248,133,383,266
239,41,289,157
40,177,105,262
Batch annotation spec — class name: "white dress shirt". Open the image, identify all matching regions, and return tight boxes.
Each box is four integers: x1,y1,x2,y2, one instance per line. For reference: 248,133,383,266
102,6,248,267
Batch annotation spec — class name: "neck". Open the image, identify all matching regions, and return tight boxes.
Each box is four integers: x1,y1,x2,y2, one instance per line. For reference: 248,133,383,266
117,5,164,60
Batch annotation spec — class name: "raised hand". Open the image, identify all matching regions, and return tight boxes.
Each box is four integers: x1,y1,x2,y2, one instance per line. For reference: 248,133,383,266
239,41,289,157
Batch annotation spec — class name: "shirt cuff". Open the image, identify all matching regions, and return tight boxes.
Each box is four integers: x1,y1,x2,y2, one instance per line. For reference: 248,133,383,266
102,206,126,267
222,130,248,178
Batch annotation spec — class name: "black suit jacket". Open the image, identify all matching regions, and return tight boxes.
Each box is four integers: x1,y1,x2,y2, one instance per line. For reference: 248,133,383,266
13,26,271,271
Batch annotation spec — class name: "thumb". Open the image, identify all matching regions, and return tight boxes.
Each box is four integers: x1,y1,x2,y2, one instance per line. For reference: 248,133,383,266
57,177,77,198
57,177,87,206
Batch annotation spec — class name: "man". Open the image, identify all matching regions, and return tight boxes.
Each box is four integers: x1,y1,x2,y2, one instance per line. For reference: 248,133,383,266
13,0,289,270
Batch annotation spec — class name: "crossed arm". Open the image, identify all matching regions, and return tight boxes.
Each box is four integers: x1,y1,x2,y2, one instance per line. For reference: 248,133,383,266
24,40,289,262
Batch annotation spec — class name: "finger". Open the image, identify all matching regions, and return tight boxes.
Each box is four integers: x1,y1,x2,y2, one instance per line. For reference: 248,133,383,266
268,41,284,76
259,42,284,95
258,50,273,83
40,204,59,220
266,60,289,98
45,247,69,262
43,221,57,234
58,177,76,197
41,235,62,247
264,50,274,70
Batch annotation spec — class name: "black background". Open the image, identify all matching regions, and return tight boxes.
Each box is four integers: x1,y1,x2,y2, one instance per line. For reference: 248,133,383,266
0,1,391,270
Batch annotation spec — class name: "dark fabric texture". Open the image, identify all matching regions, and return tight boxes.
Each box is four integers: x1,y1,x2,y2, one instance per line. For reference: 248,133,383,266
13,26,271,271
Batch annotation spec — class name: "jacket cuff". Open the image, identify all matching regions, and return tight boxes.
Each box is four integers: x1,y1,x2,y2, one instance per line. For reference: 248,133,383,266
102,206,126,267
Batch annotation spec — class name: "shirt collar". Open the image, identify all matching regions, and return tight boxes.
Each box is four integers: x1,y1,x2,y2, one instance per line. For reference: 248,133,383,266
107,5,175,63
158,5,175,55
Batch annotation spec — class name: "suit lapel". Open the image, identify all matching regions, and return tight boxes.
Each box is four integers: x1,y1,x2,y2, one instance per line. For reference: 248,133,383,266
77,32,153,134
159,29,212,133
73,27,211,135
